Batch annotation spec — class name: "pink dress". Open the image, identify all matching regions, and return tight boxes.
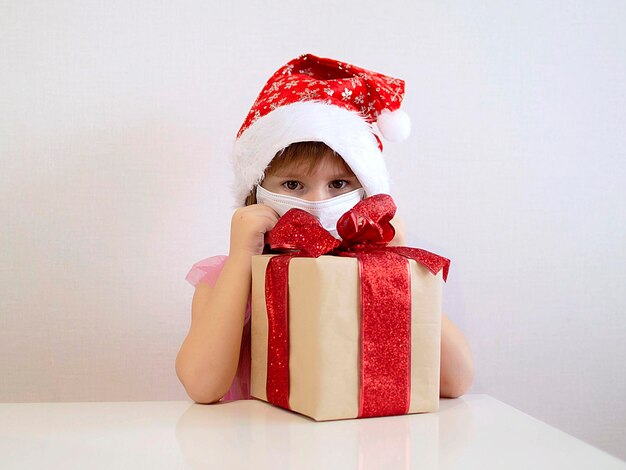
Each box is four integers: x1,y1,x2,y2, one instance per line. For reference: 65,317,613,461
185,255,252,402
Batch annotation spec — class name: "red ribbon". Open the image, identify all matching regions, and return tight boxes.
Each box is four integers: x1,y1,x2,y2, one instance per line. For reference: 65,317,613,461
263,194,450,417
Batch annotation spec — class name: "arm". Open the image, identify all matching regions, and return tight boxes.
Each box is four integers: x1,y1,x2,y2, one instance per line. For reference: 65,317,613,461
440,313,474,398
175,205,279,404
175,253,252,403
389,216,473,396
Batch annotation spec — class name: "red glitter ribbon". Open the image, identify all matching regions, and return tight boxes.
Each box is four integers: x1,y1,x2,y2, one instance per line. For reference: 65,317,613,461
264,194,450,416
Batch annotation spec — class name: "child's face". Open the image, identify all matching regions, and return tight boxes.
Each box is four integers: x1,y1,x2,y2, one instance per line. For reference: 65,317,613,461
261,152,362,201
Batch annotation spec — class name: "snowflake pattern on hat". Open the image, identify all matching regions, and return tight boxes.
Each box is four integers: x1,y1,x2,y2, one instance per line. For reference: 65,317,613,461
231,53,410,206
237,54,405,140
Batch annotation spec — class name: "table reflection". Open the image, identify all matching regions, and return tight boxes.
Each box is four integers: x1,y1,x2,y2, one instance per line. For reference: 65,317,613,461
175,398,474,469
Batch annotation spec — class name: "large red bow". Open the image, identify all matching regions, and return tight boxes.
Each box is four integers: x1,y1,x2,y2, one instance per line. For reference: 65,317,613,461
263,194,449,417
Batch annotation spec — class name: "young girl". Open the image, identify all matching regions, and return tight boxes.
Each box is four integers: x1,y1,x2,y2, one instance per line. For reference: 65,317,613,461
176,54,474,404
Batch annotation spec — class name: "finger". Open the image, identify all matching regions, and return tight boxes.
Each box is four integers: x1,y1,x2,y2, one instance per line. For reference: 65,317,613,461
256,213,279,230
254,203,281,217
254,206,280,222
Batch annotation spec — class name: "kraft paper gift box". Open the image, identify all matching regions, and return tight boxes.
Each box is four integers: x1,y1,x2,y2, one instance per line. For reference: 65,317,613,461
250,254,444,422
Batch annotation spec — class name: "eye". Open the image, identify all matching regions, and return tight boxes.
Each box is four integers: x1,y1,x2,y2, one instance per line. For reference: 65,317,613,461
282,180,302,191
330,180,348,190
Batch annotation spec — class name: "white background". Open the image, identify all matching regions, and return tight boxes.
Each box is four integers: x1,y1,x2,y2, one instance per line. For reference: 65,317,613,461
1,0,625,461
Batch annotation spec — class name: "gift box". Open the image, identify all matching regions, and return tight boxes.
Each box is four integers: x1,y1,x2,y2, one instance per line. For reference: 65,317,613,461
250,194,449,421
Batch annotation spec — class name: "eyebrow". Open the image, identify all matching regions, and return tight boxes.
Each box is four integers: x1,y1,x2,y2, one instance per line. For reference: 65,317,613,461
273,172,357,179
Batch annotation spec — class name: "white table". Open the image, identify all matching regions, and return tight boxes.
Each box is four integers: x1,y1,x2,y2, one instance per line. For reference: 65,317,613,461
0,394,623,469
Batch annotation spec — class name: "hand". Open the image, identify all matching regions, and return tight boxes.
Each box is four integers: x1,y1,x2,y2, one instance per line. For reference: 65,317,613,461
229,204,280,257
388,216,407,246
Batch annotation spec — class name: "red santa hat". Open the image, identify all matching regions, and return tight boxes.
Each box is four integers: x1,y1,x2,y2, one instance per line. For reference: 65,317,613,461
231,53,411,205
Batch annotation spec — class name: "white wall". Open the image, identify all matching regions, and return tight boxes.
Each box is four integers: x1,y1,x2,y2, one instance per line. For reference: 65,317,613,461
1,0,624,461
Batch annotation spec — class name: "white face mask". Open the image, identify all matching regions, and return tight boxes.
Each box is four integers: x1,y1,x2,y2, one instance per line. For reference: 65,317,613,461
256,185,366,239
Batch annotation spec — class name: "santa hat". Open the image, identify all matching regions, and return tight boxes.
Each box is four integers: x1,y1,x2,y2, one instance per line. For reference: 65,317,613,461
231,53,411,205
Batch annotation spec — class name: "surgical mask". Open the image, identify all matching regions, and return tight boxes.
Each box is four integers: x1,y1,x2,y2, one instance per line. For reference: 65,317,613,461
256,185,366,239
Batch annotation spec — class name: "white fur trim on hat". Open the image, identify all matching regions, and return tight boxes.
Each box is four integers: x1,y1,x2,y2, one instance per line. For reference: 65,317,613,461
231,101,390,206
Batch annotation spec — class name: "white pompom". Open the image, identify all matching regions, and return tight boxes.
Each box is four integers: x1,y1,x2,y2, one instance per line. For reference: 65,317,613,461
376,109,411,142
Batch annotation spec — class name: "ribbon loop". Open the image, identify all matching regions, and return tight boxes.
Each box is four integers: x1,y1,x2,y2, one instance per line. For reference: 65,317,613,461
336,194,397,248
267,208,340,257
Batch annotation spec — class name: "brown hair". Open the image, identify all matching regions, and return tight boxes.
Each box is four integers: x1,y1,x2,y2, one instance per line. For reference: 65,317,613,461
243,141,355,206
